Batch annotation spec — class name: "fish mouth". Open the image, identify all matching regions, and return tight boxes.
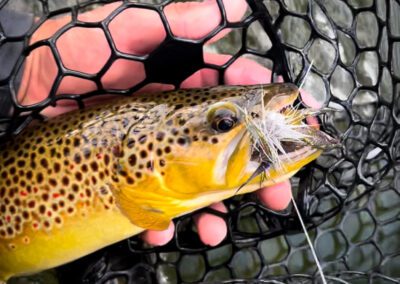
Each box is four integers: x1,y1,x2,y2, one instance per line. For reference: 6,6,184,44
248,85,339,173
250,142,319,169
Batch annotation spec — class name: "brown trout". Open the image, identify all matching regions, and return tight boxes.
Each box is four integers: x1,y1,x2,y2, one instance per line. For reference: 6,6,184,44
0,83,336,282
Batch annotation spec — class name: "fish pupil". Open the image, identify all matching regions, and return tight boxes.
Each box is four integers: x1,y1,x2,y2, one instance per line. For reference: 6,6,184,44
214,117,236,132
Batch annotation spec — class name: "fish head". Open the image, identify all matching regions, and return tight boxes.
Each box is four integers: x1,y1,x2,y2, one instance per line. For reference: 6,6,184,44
143,83,338,199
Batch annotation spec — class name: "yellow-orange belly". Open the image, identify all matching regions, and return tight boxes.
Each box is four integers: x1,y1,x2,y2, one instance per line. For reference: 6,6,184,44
0,204,142,282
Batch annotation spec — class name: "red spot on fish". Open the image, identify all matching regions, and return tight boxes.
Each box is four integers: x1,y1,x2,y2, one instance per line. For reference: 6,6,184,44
20,191,28,197
52,193,60,199
70,165,74,170
33,223,39,229
80,193,85,198
5,216,11,222
33,187,38,193
96,153,102,159
47,211,52,217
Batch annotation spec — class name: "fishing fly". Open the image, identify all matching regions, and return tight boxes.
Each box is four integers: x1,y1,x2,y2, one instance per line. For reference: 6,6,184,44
235,84,313,194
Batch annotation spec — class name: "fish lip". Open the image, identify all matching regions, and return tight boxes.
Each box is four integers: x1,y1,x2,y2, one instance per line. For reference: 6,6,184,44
264,83,300,112
250,144,318,165
279,145,318,163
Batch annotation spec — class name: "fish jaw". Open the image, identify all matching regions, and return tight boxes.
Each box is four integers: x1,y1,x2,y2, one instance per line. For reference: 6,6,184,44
180,148,322,212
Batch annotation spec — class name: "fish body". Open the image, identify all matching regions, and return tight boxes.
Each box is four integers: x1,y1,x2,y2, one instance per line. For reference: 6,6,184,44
0,84,335,281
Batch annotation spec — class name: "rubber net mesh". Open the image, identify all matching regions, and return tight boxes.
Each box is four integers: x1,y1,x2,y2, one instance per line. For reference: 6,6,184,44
1,0,399,283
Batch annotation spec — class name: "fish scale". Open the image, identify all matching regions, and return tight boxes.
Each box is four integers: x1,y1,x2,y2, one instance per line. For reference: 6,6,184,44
0,83,333,282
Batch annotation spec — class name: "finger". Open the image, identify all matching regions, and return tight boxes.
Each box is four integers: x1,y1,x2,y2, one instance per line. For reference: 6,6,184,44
164,0,248,40
223,55,273,85
299,90,322,129
194,202,227,246
256,180,292,211
109,0,248,55
31,2,122,43
180,68,220,88
181,53,273,88
306,116,320,129
141,221,175,246
300,90,324,109
108,6,167,56
136,83,175,93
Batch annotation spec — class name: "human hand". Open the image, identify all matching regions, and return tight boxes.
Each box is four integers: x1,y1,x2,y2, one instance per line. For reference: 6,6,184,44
18,0,319,247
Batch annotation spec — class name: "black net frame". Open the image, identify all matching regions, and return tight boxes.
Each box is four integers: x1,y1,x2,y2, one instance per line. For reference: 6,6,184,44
0,0,399,283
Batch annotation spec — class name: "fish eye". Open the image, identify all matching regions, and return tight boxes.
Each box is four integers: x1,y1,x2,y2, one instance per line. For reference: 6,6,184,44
212,113,237,132
207,103,239,133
